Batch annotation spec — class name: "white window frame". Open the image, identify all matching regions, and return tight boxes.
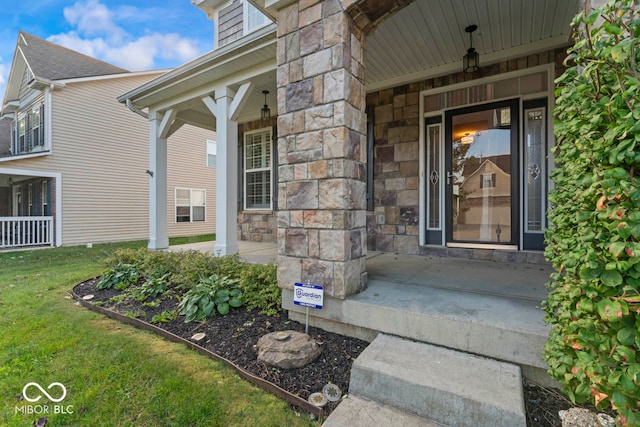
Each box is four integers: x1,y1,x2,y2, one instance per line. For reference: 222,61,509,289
244,1,268,34
207,140,217,168
244,127,272,210
175,188,206,223
12,99,46,156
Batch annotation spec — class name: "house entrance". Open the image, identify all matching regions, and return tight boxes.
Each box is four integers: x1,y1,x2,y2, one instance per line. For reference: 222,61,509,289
422,67,551,251
445,99,518,247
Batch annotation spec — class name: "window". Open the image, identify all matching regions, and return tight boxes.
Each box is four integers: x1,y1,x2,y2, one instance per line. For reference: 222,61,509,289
207,140,217,168
42,181,50,216
480,173,496,189
244,128,272,210
28,184,34,215
245,2,267,32
12,101,45,155
175,188,206,222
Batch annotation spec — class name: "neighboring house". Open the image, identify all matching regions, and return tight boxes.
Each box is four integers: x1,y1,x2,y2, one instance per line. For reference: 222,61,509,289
0,32,217,249
119,0,609,407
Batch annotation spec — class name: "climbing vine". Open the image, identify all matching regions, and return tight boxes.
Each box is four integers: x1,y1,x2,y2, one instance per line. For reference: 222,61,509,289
543,1,640,425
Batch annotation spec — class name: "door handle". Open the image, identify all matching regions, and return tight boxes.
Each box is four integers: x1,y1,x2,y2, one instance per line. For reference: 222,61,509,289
447,172,454,184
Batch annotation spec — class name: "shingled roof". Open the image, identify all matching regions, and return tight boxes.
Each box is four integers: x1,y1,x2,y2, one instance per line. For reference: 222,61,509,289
18,31,128,80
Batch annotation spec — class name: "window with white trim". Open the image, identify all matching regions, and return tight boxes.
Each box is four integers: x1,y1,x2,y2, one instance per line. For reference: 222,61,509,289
245,2,268,33
12,100,45,155
175,188,206,222
244,128,272,210
207,140,217,168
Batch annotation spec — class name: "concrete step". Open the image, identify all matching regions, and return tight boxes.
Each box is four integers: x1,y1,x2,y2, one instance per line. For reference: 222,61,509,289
322,396,442,427
285,278,550,378
342,334,526,427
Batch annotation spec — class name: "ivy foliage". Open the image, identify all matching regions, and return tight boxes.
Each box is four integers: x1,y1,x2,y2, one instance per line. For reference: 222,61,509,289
543,1,640,425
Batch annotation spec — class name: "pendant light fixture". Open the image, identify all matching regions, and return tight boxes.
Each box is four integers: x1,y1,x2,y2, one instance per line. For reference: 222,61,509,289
261,90,271,121
463,25,479,73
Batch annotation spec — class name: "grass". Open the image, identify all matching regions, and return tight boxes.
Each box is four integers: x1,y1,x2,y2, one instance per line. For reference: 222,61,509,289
168,234,216,246
0,240,315,427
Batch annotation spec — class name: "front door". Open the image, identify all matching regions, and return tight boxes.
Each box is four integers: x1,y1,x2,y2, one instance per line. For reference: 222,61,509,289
445,100,519,247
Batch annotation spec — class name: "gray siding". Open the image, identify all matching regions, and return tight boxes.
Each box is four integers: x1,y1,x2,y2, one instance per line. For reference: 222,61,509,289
218,0,243,47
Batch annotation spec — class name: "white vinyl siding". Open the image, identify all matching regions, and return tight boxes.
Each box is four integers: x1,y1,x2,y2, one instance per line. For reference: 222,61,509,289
4,74,216,245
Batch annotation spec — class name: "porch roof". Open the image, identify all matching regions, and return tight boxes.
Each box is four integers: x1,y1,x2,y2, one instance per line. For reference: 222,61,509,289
117,23,277,128
119,0,580,131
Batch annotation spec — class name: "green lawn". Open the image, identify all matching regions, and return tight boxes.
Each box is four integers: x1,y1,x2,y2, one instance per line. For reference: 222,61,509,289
0,241,315,427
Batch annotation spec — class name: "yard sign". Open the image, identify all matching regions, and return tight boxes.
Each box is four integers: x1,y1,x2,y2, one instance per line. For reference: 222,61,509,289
293,283,323,309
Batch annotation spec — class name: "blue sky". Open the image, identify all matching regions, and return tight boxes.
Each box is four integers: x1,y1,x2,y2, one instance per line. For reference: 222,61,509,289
0,0,215,98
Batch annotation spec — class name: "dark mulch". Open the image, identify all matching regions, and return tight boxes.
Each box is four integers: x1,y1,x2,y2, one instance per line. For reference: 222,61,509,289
72,278,606,426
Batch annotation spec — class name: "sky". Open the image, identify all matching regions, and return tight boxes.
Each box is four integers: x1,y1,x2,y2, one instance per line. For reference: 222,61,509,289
0,0,215,98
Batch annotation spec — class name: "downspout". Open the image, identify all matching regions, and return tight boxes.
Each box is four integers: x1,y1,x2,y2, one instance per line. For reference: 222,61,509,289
126,99,149,119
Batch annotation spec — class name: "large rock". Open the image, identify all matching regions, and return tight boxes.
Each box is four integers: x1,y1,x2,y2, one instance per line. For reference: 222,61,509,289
256,330,320,369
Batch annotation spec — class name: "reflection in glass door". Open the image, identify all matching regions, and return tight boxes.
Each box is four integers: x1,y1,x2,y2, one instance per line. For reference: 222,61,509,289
445,100,518,245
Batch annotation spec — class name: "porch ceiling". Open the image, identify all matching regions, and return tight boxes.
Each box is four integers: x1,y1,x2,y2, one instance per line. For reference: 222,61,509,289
122,0,580,132
365,0,580,91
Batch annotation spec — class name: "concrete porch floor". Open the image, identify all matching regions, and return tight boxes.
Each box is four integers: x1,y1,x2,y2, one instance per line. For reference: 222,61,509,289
170,240,551,302
170,240,555,383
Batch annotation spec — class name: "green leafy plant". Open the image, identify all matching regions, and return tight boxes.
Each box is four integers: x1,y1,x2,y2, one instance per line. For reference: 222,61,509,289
237,262,281,315
177,274,243,322
543,1,640,425
151,310,178,324
131,274,170,300
97,263,140,290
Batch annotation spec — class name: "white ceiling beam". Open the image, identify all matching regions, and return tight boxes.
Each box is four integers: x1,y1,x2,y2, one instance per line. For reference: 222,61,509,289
158,108,176,139
229,82,253,121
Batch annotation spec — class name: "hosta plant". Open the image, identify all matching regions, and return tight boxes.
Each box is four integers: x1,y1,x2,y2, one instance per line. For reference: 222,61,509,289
177,274,243,322
97,263,140,290
543,1,640,425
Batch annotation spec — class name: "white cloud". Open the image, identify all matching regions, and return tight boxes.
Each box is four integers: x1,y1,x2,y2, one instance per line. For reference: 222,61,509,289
0,61,7,100
46,0,201,71
63,0,125,42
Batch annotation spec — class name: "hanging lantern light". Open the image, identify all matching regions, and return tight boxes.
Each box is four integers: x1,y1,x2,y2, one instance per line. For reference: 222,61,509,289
261,90,271,121
463,25,479,73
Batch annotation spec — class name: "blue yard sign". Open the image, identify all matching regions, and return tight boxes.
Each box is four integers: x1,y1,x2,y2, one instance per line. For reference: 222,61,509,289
293,283,324,309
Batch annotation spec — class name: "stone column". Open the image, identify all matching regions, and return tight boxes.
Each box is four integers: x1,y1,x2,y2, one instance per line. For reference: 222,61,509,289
276,0,367,299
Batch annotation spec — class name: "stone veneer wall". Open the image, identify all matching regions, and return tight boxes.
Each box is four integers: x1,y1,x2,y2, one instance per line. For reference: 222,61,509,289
275,0,368,299
238,211,277,242
365,48,568,255
237,118,278,243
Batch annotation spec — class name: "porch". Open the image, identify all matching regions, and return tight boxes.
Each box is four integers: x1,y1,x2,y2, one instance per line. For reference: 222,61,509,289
170,240,553,383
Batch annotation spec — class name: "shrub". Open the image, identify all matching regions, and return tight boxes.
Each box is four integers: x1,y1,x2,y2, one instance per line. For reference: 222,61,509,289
238,263,281,315
543,1,640,425
172,251,216,290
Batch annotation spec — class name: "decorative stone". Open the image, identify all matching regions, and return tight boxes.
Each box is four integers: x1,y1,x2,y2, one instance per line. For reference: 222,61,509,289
82,294,94,300
308,392,327,407
257,330,321,369
322,383,342,402
191,333,206,341
558,408,615,427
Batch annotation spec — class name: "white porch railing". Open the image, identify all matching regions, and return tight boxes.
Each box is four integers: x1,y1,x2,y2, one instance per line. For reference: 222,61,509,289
0,216,54,249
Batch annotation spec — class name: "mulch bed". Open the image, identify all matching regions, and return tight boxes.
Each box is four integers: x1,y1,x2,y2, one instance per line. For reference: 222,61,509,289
72,278,606,426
